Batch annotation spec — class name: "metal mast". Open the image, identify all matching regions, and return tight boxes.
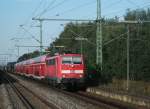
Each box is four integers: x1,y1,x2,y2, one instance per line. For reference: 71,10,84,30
126,24,130,91
32,19,43,56
16,46,20,58
96,0,102,70
39,20,43,55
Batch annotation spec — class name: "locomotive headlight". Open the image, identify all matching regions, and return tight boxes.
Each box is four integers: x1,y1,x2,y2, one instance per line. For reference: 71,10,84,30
62,75,66,78
62,70,83,74
79,75,83,77
74,70,83,73
62,70,70,73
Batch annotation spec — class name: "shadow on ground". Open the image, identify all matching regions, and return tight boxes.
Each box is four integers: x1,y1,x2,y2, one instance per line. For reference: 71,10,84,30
0,70,18,85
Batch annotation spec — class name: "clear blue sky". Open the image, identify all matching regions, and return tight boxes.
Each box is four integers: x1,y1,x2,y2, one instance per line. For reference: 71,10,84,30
0,0,149,64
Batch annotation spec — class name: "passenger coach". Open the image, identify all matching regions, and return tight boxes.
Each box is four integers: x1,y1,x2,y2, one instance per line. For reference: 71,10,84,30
15,53,85,89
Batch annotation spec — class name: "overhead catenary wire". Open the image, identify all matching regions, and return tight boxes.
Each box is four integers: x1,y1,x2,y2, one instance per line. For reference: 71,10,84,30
103,9,125,18
26,0,150,39
82,0,123,19
102,0,122,10
58,24,96,45
126,0,140,8
55,0,96,17
103,32,128,46
103,3,150,20
37,0,56,18
20,0,66,55
14,0,150,57
23,0,44,26
38,0,69,17
61,21,141,47
17,0,45,45
20,25,40,44
103,0,150,18
53,0,122,21
22,0,55,32
25,0,49,33
59,23,128,47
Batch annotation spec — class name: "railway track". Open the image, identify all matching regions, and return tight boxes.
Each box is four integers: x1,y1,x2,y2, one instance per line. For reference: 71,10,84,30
55,89,129,109
47,84,149,109
9,73,120,109
2,73,58,109
58,90,149,109
9,72,149,109
77,91,138,109
4,78,34,109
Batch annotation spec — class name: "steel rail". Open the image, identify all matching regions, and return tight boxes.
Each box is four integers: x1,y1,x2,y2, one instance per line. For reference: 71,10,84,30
3,73,58,109
3,75,34,109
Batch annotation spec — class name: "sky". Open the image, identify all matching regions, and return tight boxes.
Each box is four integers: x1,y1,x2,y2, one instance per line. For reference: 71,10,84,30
0,0,149,64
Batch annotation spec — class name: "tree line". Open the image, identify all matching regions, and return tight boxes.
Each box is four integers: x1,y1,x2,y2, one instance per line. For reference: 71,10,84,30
18,8,150,82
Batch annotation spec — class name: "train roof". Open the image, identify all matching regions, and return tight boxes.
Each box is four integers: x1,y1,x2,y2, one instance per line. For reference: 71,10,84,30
7,62,16,66
32,55,47,63
16,54,49,65
46,53,82,60
15,53,82,65
61,53,82,56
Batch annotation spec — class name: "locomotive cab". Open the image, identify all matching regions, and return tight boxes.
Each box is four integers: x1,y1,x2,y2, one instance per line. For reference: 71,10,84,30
61,56,84,78
60,54,85,89
46,54,85,89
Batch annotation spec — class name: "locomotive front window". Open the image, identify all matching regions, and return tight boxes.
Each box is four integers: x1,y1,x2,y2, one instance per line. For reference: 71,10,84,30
62,57,72,64
72,57,82,64
62,56,82,64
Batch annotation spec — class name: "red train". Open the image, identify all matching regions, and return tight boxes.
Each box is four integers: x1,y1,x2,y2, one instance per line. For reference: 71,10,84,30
15,53,85,89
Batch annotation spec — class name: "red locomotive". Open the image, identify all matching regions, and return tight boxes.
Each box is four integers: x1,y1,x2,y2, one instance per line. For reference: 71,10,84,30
15,53,85,89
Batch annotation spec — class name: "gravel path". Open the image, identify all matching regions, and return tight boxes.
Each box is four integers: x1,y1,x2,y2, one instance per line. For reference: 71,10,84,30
0,84,13,109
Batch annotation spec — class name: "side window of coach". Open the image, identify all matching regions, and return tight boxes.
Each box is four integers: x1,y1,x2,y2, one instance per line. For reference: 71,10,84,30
47,59,55,66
